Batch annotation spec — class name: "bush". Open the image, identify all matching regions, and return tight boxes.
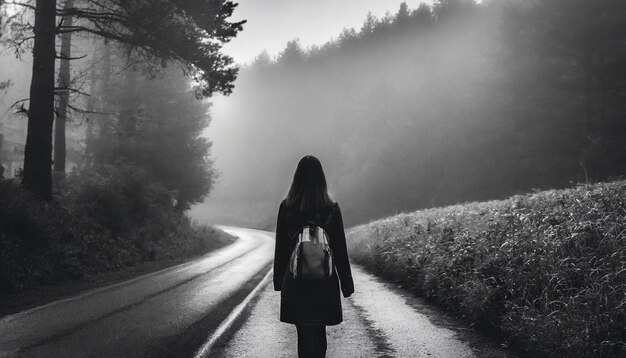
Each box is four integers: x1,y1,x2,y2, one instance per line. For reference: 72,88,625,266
348,180,626,358
0,166,232,294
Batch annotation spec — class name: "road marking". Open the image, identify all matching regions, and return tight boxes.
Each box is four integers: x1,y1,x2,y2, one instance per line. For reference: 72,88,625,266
193,269,273,358
0,228,264,325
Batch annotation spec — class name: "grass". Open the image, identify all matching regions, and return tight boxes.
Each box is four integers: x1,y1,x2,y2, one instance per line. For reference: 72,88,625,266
347,180,626,358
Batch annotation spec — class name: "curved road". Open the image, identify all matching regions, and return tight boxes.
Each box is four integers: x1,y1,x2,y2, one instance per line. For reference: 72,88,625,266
0,227,515,358
0,227,274,358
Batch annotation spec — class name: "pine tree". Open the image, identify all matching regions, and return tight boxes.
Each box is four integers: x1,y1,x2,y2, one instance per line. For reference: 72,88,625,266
8,0,245,199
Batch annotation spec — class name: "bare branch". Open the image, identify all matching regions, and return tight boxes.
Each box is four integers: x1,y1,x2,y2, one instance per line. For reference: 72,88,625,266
55,52,87,61
54,86,89,96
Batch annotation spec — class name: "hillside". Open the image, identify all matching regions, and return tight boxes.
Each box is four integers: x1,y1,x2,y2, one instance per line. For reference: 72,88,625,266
347,180,626,358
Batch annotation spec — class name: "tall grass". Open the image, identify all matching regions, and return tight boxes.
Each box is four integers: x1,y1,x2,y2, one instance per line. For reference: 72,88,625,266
347,180,626,358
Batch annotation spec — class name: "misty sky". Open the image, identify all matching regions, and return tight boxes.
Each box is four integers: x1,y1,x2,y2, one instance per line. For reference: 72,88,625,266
223,0,432,63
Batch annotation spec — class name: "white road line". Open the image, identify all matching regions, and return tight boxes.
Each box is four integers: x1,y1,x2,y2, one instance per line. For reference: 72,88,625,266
193,269,273,358
0,252,219,325
0,227,253,325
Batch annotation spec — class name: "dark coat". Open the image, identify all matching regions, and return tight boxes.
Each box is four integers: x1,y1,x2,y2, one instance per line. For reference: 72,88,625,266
273,200,355,326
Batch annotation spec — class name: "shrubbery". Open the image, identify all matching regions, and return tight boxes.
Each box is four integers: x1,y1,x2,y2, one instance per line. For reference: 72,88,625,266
0,165,233,293
347,180,626,358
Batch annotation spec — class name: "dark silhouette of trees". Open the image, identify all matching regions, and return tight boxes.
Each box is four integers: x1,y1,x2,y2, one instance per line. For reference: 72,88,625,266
498,0,626,182
277,40,306,67
219,0,626,226
4,0,244,199
81,42,217,211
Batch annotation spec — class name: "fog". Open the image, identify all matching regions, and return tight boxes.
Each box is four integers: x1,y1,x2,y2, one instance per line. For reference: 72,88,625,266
0,56,30,122
2,0,624,229
191,0,626,228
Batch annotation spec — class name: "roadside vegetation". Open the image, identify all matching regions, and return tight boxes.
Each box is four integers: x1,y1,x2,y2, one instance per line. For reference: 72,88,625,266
347,180,626,358
0,4,238,298
0,172,235,294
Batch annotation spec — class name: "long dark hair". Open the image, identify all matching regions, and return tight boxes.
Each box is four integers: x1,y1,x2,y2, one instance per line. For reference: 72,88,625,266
285,155,334,213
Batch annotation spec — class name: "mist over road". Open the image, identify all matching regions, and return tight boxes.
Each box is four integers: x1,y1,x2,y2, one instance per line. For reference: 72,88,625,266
0,227,273,358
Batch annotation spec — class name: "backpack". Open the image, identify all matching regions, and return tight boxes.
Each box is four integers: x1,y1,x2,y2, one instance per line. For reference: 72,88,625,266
288,223,333,280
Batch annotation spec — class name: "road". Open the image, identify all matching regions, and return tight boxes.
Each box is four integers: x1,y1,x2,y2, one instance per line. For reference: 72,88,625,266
0,227,515,358
0,227,274,358
208,266,515,358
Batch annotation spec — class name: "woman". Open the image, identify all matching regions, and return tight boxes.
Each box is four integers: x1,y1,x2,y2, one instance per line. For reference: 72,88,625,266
274,155,355,358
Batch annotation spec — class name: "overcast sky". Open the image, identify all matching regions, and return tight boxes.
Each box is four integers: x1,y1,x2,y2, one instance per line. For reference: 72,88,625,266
222,0,432,64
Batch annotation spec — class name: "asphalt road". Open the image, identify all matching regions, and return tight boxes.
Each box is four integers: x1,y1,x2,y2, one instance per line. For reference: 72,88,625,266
0,227,274,358
209,266,516,358
0,227,515,358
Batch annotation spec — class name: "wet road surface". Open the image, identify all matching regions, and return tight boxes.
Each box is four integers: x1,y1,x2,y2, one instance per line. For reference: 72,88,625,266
210,266,517,358
1,227,515,358
0,227,274,358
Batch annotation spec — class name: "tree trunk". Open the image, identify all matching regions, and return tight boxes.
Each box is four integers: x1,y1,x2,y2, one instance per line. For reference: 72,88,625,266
22,0,57,199
96,41,112,170
84,44,98,167
54,0,74,174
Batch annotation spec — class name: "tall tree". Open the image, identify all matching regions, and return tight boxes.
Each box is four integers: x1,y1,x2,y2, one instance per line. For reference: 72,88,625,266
277,40,305,67
22,0,57,198
89,59,217,211
53,0,74,174
360,12,377,35
10,0,245,199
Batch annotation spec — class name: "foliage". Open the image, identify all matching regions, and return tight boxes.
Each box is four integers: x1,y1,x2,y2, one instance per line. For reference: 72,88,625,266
2,0,245,97
0,167,234,293
0,0,244,199
87,61,217,211
347,180,626,358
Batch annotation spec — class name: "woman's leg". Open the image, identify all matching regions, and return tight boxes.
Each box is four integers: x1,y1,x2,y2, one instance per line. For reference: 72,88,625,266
296,325,327,358
316,325,327,358
296,324,313,358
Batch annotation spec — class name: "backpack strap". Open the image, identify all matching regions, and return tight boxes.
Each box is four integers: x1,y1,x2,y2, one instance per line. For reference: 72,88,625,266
286,205,335,242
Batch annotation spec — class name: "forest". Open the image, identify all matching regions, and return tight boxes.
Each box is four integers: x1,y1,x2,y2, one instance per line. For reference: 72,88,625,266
207,0,626,227
0,0,243,293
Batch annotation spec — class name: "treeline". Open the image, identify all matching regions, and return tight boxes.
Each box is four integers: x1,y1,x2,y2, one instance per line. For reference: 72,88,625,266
1,0,243,198
218,0,626,226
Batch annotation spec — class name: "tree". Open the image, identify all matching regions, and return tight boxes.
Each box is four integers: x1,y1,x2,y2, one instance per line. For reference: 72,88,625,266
498,0,626,181
396,2,410,27
251,50,272,68
411,3,433,27
360,12,377,35
89,61,217,211
22,0,57,198
6,0,245,199
277,39,305,67
433,0,477,22
53,0,74,174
